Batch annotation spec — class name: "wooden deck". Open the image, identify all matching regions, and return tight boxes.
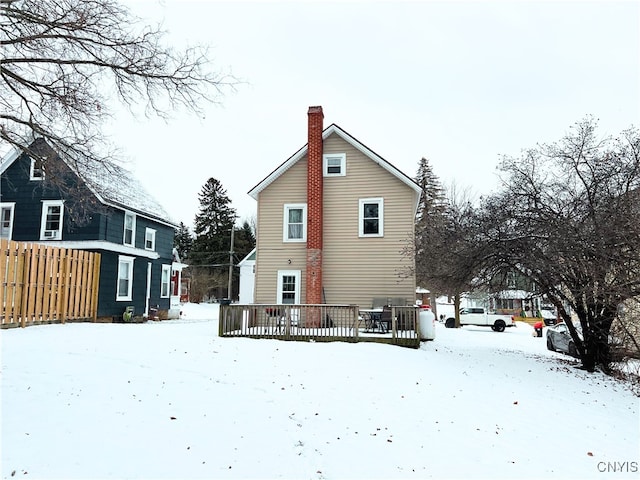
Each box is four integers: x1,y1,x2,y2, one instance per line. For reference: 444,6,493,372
219,304,422,348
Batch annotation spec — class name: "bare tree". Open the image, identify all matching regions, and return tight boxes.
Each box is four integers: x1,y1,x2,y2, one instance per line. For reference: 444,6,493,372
0,0,233,214
478,117,640,372
411,177,483,327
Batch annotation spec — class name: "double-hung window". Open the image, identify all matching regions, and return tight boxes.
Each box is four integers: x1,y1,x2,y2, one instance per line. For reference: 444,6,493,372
323,153,346,176
145,228,156,251
161,264,171,298
277,270,301,304
0,203,15,239
359,198,384,237
116,255,134,301
123,212,136,247
283,204,307,242
40,200,64,240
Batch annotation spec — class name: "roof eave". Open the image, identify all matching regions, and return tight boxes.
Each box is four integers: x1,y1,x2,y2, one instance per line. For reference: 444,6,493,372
0,146,22,175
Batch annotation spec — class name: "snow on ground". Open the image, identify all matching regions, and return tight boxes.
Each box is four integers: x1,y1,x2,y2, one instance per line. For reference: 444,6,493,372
1,303,638,480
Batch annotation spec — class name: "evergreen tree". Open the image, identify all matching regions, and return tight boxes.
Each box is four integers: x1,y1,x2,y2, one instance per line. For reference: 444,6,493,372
415,157,447,284
191,178,237,267
234,220,256,263
173,222,194,261
415,157,447,222
413,157,448,299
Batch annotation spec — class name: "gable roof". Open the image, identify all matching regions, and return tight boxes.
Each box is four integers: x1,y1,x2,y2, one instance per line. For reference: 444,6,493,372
247,123,422,201
238,247,256,266
0,140,176,227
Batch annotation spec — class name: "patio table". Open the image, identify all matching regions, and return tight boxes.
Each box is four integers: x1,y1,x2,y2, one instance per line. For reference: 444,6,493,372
359,308,388,333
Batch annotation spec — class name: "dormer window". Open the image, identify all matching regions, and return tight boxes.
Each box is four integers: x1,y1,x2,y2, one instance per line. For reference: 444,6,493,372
323,153,346,177
30,158,44,180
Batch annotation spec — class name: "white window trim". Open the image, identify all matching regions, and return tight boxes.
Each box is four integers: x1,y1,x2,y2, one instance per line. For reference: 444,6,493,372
0,202,15,240
123,211,136,247
359,197,384,237
39,200,64,240
323,153,346,177
145,228,156,251
283,203,307,242
160,264,171,298
30,158,44,181
116,255,135,301
276,270,301,305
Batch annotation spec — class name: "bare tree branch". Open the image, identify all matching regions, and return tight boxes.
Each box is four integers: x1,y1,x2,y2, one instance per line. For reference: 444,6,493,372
479,117,640,372
1,0,236,220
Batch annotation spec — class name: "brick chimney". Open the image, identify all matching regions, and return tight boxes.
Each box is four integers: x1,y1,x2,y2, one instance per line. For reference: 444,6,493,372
306,106,323,307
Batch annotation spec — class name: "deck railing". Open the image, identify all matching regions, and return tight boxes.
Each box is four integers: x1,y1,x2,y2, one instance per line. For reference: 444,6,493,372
219,304,422,348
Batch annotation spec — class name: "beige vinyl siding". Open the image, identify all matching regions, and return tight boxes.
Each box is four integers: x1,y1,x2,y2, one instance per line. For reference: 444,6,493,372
254,132,417,307
254,158,308,303
322,134,416,307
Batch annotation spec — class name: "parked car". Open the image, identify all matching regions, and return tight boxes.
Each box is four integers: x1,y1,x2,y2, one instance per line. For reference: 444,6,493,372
547,322,626,361
546,322,579,357
444,307,515,332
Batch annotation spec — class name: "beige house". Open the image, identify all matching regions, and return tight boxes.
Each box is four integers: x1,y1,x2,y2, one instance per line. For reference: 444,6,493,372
247,106,421,311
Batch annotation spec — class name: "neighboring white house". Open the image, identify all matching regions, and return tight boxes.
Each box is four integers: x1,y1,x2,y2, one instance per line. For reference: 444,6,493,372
238,248,256,304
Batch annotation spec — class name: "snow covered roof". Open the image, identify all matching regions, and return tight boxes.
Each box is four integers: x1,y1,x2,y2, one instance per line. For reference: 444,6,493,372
247,123,422,203
0,140,176,228
493,289,533,299
73,158,176,227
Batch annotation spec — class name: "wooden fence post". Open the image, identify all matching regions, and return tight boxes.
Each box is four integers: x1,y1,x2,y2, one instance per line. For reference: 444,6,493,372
91,253,100,322
48,247,59,321
60,248,71,324
34,244,45,323
0,239,8,325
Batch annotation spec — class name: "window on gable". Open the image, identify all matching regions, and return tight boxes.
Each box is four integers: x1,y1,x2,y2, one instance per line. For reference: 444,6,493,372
161,264,171,298
0,203,15,240
123,212,136,247
283,204,307,242
40,200,64,240
116,255,134,301
30,158,44,180
145,228,156,251
359,198,384,237
323,153,346,177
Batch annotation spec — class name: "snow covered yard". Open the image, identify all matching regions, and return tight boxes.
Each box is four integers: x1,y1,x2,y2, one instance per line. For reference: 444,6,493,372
1,303,638,480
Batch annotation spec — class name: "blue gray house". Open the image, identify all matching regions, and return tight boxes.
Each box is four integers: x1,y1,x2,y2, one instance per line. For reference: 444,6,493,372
0,138,178,320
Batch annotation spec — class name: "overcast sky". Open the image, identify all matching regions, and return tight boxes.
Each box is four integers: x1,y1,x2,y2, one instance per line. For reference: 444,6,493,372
107,0,640,228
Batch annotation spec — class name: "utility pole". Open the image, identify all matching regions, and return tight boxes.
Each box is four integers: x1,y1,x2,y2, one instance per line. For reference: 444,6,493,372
227,226,234,300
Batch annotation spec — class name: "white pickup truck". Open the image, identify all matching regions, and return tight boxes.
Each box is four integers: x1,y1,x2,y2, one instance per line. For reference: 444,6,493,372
444,307,515,332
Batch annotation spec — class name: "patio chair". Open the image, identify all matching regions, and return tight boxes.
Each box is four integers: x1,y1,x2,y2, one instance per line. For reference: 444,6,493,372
270,307,299,333
379,306,393,333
